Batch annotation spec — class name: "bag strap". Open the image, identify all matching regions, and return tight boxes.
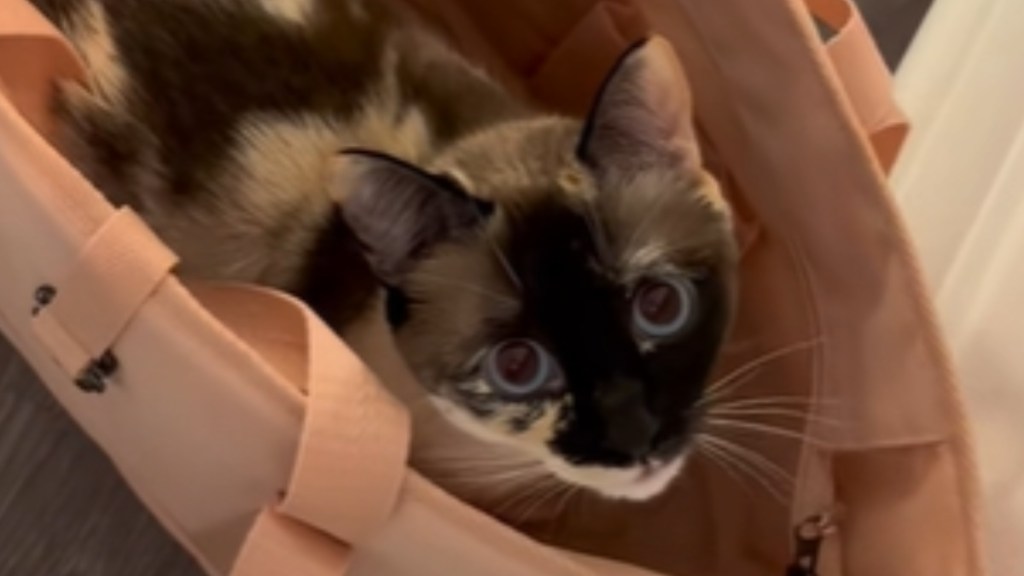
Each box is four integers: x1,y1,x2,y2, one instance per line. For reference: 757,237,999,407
276,295,411,545
30,207,178,390
231,509,352,576
187,285,411,576
805,0,910,173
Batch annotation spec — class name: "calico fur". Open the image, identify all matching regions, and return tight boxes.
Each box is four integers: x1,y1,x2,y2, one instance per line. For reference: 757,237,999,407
33,0,738,502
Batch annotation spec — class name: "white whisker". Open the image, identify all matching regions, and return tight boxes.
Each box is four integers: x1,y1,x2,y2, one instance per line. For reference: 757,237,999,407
494,477,561,518
419,460,541,474
698,369,762,409
697,436,788,504
709,396,840,410
699,434,794,488
700,338,824,406
696,441,759,500
708,407,843,428
553,484,580,516
517,482,569,522
476,212,524,292
705,417,828,447
430,467,548,486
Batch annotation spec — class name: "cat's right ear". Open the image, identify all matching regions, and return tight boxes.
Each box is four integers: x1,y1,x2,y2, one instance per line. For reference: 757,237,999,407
330,150,492,285
577,36,701,173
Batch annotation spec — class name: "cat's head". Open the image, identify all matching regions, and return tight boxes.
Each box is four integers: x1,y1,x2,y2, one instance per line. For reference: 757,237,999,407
336,37,737,500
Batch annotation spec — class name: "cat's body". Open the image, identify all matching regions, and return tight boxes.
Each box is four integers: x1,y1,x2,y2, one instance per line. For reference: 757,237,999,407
34,0,738,505
35,0,527,325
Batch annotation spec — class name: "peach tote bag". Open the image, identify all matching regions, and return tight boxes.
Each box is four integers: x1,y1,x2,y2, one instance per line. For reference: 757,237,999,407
0,0,985,575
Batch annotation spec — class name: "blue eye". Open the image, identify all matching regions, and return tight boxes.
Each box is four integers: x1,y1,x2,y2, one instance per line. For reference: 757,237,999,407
632,275,697,339
484,339,561,398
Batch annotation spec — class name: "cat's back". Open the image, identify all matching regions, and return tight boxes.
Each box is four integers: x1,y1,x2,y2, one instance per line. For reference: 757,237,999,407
35,0,394,187
36,0,391,93
32,0,523,319
31,0,409,288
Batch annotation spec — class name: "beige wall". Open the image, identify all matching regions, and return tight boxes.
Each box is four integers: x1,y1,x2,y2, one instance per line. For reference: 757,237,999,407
893,1,1024,574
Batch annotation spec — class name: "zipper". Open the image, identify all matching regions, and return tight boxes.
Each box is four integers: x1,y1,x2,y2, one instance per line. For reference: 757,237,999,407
785,510,839,576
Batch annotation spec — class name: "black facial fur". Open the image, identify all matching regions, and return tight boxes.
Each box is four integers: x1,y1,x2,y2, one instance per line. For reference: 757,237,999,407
494,200,730,467
384,286,412,328
294,209,380,329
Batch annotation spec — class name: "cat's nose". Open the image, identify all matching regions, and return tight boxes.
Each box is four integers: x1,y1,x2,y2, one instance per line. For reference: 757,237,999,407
650,425,687,459
597,379,659,458
604,408,658,459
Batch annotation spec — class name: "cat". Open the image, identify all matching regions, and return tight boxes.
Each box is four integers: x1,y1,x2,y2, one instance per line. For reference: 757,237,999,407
31,0,738,503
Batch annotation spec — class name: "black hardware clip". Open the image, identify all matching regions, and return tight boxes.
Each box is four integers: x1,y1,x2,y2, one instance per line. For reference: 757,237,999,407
32,284,119,394
786,512,838,576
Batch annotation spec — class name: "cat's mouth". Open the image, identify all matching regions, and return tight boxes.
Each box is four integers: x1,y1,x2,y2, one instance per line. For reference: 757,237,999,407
546,454,687,501
611,457,686,501
429,395,689,501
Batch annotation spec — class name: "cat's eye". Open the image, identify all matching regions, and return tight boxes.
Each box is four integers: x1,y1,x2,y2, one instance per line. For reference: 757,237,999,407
484,339,561,398
632,276,697,339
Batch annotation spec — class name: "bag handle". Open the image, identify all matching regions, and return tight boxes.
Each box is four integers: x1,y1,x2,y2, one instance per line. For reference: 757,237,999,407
806,0,910,173
186,285,411,576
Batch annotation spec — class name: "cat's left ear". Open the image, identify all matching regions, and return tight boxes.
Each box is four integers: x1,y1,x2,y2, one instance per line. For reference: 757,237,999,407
330,150,492,285
577,36,701,172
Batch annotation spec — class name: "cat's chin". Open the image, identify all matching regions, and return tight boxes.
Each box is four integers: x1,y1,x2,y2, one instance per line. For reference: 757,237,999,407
544,455,686,502
427,395,684,501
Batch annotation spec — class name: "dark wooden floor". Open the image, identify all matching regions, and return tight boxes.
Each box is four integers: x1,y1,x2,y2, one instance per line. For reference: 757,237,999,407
857,0,935,69
0,352,202,576
0,2,933,574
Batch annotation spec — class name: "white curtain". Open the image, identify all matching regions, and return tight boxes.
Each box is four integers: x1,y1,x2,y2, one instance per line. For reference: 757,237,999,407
893,1,1024,574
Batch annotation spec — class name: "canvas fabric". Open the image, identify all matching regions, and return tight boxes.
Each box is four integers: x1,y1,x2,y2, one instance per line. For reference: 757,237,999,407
0,0,984,574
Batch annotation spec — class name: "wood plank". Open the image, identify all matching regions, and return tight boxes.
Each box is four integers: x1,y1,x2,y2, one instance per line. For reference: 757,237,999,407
0,337,202,576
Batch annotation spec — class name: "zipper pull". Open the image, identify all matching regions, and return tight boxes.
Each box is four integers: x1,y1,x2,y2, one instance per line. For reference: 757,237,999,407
786,511,838,576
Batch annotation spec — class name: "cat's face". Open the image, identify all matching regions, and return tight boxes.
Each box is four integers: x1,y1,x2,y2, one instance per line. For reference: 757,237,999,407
338,37,737,500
